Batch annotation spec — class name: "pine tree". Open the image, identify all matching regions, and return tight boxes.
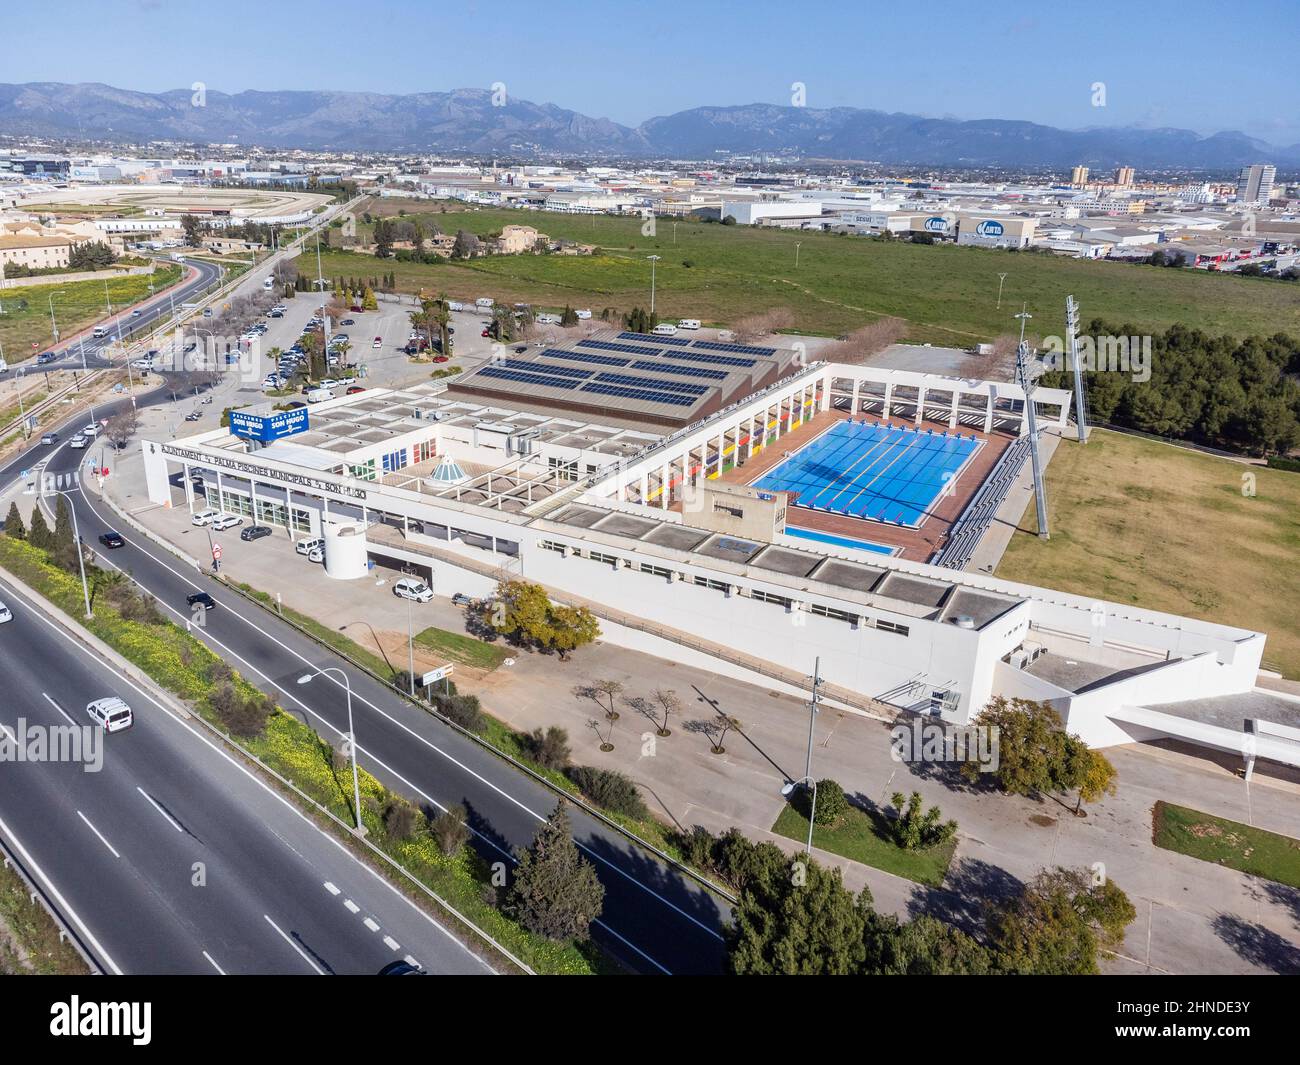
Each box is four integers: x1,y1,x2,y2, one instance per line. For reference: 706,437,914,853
27,507,52,550
53,496,74,551
3,501,25,540
506,802,604,941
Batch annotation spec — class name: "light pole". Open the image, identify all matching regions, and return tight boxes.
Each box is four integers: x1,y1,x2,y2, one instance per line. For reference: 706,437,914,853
46,489,93,619
779,657,823,855
795,241,802,268
297,668,366,836
48,290,66,343
996,272,1008,310
646,255,661,315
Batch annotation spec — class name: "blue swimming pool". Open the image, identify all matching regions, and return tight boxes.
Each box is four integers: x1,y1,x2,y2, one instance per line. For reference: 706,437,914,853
754,421,980,527
783,526,896,556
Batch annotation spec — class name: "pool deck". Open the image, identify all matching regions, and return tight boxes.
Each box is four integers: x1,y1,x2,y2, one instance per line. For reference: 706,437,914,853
705,409,1014,563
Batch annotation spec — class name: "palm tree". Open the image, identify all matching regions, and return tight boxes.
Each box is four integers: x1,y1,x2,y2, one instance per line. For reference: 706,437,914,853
434,293,452,358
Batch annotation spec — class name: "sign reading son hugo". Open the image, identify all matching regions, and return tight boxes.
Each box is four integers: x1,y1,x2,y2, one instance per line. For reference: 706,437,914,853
229,407,310,443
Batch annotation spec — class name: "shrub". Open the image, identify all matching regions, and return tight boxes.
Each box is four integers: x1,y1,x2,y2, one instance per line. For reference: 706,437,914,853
566,765,648,820
886,791,958,850
796,778,848,826
430,803,471,857
208,682,274,738
433,690,485,734
381,796,419,841
523,726,571,770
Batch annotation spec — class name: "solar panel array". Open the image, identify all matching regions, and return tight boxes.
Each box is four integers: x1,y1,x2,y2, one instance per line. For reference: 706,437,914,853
580,382,697,407
618,330,692,347
540,347,630,368
594,372,708,396
662,349,758,369
693,340,777,357
477,366,581,391
630,359,727,381
499,358,591,379
578,339,665,356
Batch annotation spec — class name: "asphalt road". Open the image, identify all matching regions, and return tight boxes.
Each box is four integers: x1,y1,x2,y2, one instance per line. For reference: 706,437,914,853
0,574,494,976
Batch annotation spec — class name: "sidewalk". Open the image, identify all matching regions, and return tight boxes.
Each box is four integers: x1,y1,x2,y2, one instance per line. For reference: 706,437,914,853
98,419,1300,975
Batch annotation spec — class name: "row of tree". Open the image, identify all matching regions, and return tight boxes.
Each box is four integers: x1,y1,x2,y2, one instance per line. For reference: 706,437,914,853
1041,319,1300,456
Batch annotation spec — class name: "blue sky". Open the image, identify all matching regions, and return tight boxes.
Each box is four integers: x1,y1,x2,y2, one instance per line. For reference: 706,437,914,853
4,0,1297,144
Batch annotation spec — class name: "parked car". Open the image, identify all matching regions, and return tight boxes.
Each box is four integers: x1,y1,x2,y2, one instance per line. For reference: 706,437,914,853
97,531,125,549
186,591,217,611
394,577,434,603
0,600,11,624
372,336,382,348
86,696,133,732
191,509,221,527
210,513,243,531
307,546,325,563
185,411,202,422
346,385,366,395
240,525,272,542
451,593,473,607
295,537,324,556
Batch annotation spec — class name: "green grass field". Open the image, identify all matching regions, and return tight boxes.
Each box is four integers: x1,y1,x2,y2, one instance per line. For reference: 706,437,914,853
326,197,1300,344
1153,801,1300,888
996,430,1300,677
413,626,507,670
0,264,183,357
771,803,956,885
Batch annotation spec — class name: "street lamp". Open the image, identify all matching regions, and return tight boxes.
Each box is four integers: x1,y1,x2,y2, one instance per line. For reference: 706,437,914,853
45,489,93,619
780,776,818,856
795,241,802,268
780,656,824,856
646,255,661,315
48,290,66,343
297,668,366,836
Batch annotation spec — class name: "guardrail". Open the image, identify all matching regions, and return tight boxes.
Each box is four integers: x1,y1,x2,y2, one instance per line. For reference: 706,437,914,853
0,826,104,974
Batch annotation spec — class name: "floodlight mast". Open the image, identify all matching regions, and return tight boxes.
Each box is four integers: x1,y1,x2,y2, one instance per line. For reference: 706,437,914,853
1015,305,1049,540
1066,295,1088,444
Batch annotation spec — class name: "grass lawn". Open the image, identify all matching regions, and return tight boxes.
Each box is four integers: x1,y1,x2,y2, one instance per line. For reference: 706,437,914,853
0,858,92,975
771,803,956,886
1152,801,1300,889
413,625,507,670
0,264,183,356
322,197,1300,344
997,429,1300,678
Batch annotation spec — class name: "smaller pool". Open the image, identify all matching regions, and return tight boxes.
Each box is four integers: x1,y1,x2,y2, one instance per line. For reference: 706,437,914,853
784,526,896,557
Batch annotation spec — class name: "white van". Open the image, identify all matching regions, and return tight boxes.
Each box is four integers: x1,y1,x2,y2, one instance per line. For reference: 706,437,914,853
575,308,592,320
295,537,325,556
474,297,495,309
86,697,133,733
92,326,110,339
306,388,335,403
652,323,679,336
446,300,464,312
677,319,701,330
535,313,560,325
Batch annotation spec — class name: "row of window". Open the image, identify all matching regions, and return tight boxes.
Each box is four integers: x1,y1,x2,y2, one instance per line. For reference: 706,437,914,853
545,540,911,636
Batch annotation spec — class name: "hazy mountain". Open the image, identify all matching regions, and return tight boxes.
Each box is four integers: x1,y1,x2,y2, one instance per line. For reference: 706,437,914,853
0,82,1295,169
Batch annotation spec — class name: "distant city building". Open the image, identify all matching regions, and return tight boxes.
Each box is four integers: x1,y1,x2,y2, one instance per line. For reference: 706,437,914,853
1071,166,1090,185
1236,163,1276,205
1114,166,1135,187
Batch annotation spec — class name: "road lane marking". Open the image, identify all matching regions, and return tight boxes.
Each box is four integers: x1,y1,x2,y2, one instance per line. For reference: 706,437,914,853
0,814,123,975
383,935,400,951
363,917,380,932
77,811,121,859
263,914,325,975
323,881,340,895
42,693,76,726
343,899,359,914
68,504,722,955
136,786,183,833
203,951,227,975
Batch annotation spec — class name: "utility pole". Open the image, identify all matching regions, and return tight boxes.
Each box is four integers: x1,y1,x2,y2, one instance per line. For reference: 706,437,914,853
996,272,1008,309
1065,295,1088,444
795,241,802,268
646,255,661,315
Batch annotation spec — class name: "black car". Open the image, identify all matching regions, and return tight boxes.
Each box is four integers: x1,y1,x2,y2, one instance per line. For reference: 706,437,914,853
240,525,272,542
186,591,217,611
98,531,125,549
341,318,356,326
185,411,202,422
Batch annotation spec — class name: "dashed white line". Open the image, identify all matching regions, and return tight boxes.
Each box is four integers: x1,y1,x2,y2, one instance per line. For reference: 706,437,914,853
136,786,183,833
203,950,226,975
76,811,121,859
263,914,325,975
363,917,380,932
41,693,76,726
343,898,360,914
383,935,400,951
323,881,340,895
403,954,419,967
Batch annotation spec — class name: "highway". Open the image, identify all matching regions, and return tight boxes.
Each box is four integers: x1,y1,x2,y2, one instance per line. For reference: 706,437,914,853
0,574,494,976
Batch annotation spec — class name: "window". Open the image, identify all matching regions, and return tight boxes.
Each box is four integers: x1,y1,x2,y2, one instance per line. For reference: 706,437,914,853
539,539,567,553
877,620,910,637
290,507,312,534
548,456,579,482
752,589,793,609
588,551,619,565
693,575,730,593
349,460,376,481
640,563,672,579
713,502,744,519
811,603,858,624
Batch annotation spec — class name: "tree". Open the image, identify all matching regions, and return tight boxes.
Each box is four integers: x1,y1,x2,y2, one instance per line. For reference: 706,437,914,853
68,241,117,271
2,502,25,540
26,507,52,550
987,866,1136,975
646,688,679,736
961,696,1071,797
1060,740,1119,815
560,305,578,327
863,912,993,975
373,219,393,258
486,579,599,659
506,802,604,941
686,714,741,754
430,803,470,856
886,791,957,849
180,213,204,247
52,495,74,553
728,842,872,975
524,726,571,770
361,286,378,312
452,229,480,259
103,408,139,451
582,678,624,720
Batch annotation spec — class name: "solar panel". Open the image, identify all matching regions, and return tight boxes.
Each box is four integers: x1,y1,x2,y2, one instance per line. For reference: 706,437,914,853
539,347,630,367
499,358,591,379
580,382,697,407
594,371,708,396
618,330,692,347
693,340,778,357
476,366,581,391
662,349,758,368
578,339,665,356
631,359,727,381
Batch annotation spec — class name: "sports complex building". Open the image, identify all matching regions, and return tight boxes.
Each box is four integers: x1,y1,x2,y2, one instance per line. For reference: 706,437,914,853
139,330,1299,775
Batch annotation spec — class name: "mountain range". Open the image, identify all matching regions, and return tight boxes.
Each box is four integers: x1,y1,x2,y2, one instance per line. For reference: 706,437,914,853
1,82,1296,170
